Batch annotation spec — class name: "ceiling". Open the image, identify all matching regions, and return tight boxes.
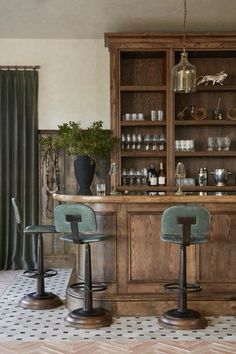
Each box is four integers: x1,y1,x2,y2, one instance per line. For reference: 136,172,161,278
1,0,236,39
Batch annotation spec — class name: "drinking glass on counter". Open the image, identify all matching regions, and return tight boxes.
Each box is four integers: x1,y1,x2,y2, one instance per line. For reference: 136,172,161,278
96,183,106,196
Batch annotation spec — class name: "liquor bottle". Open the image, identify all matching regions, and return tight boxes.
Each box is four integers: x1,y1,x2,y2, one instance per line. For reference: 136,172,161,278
148,163,157,186
157,162,166,186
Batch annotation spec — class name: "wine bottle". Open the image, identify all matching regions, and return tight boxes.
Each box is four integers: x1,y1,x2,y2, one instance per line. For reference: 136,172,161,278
157,162,166,186
148,163,157,186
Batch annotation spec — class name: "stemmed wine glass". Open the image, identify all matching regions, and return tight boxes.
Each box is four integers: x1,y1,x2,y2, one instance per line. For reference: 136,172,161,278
207,137,215,151
216,137,223,151
223,136,231,151
175,162,186,196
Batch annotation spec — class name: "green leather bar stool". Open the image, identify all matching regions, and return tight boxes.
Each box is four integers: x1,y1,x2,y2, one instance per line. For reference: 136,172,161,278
158,204,210,330
11,198,62,310
54,203,112,329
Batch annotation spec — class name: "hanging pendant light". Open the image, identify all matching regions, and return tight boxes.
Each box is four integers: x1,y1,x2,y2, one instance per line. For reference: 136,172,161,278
172,0,196,93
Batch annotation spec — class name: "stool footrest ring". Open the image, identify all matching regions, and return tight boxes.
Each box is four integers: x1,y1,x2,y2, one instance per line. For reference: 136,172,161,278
70,282,107,292
164,282,201,292
23,269,58,278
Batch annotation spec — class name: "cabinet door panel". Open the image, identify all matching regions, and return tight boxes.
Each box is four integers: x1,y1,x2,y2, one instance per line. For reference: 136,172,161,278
199,212,236,282
128,212,179,281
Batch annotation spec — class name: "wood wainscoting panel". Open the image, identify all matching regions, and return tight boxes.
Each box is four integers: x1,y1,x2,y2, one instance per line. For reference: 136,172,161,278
199,211,236,283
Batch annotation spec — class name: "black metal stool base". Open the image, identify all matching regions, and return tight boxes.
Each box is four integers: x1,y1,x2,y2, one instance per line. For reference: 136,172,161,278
19,292,63,310
159,308,208,330
64,307,112,329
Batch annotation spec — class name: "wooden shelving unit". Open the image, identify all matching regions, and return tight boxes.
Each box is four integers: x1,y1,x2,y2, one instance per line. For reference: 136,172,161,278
105,33,236,194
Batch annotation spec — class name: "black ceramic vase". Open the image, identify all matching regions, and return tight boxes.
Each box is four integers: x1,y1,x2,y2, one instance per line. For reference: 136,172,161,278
74,155,95,195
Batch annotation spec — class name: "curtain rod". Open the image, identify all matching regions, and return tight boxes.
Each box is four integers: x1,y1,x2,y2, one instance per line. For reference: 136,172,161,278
0,65,40,70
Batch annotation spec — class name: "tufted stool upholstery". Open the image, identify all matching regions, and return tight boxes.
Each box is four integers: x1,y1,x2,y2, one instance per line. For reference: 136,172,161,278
158,204,210,330
11,198,62,310
54,203,112,329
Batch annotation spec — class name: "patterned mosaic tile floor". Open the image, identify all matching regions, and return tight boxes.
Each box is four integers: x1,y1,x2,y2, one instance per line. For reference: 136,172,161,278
0,269,236,343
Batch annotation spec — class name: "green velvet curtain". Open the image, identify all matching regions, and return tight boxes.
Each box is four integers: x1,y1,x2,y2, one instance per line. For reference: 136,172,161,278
0,69,38,270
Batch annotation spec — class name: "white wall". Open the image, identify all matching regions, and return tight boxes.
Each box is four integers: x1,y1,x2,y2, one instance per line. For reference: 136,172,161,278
0,39,110,129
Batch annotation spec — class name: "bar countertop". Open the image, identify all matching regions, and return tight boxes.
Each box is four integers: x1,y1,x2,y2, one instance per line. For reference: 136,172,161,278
53,193,236,204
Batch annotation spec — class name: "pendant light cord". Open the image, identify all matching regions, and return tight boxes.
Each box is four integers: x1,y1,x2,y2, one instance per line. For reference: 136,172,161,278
183,0,187,52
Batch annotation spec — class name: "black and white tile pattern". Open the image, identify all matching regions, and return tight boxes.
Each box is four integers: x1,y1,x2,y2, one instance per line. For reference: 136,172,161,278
0,269,236,341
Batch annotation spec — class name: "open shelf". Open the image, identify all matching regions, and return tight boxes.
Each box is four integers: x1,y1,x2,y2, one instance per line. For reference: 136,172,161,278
175,151,236,157
197,85,236,92
120,85,166,92
121,151,167,157
175,120,236,126
121,121,166,126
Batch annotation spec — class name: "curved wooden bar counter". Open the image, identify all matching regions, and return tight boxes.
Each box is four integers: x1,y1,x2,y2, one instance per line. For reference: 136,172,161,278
53,194,236,316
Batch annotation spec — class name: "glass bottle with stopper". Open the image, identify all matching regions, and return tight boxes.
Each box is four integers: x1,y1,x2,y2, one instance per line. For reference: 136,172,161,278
175,162,186,196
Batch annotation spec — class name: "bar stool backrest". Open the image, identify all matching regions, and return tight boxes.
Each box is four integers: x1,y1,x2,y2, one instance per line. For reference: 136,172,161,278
54,204,97,234
161,205,210,244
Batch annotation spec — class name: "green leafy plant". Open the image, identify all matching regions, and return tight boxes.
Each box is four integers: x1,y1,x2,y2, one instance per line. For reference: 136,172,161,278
56,120,118,161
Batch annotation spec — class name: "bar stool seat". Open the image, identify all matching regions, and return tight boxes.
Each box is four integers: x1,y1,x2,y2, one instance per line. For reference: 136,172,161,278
11,198,62,310
54,203,112,329
158,204,210,330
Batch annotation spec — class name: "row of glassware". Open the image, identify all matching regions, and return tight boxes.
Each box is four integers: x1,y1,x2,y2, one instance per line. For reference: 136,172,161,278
121,133,166,151
175,137,231,152
207,136,231,151
121,168,149,185
122,113,144,121
121,170,196,186
175,140,194,152
122,110,164,121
